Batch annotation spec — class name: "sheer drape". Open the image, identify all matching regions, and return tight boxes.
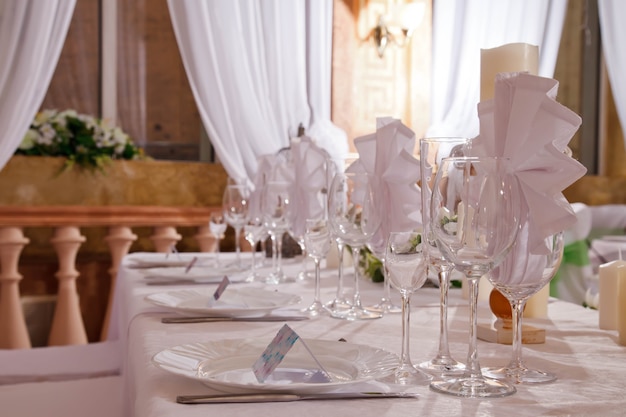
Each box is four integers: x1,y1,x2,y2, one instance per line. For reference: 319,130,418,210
428,0,567,138
0,0,76,170
167,0,346,185
598,0,626,149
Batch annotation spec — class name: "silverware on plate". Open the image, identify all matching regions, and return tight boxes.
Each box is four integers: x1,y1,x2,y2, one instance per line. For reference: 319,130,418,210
161,316,309,323
176,392,419,404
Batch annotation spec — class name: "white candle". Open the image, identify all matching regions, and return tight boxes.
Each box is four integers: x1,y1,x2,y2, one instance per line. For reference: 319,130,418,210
480,43,539,101
524,283,550,318
599,260,626,330
618,266,626,346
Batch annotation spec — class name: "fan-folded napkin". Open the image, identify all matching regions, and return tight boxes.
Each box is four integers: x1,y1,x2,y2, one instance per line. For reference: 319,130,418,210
347,117,421,253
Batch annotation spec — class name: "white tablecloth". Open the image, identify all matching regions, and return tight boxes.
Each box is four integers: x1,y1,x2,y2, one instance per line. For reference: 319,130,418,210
111,252,626,417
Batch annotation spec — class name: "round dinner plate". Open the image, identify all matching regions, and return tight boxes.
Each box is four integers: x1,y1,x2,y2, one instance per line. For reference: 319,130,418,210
152,338,398,394
144,287,301,317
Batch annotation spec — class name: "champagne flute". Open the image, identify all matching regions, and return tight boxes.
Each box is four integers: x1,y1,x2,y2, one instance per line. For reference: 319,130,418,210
243,217,265,282
429,156,521,398
384,230,433,384
222,179,250,268
302,218,332,317
208,212,226,267
260,180,292,284
418,136,471,374
483,226,564,384
327,171,382,320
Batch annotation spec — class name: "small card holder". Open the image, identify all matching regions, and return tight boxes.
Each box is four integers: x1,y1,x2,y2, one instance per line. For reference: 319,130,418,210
252,324,332,383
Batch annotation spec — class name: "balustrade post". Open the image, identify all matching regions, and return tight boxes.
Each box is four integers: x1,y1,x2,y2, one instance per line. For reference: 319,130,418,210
150,226,182,253
100,226,137,340
195,225,217,253
0,227,31,349
48,226,88,346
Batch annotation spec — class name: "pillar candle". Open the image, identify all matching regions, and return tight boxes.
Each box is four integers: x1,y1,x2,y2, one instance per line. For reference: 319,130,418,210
617,266,626,346
599,260,626,330
480,43,539,101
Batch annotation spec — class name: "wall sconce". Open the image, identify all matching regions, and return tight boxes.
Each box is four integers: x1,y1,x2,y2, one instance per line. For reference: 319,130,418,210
364,2,425,58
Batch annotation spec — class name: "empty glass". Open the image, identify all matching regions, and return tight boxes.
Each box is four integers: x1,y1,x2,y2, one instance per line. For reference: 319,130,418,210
222,180,250,268
208,212,227,267
243,217,265,282
327,171,381,320
418,136,470,374
260,181,292,284
429,156,521,398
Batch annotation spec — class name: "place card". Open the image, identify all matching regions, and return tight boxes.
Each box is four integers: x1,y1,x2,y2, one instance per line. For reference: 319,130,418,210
598,252,626,330
206,276,230,307
252,324,331,383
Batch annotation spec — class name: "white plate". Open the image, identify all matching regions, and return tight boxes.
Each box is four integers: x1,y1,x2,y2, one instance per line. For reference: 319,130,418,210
152,338,398,394
145,287,301,317
141,265,247,284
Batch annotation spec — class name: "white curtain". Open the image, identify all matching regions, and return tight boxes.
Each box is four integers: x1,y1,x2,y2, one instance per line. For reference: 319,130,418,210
0,0,76,171
167,0,347,186
598,0,626,149
428,0,568,138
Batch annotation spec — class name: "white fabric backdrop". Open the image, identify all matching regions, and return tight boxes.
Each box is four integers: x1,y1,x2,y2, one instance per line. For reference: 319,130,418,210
167,0,347,187
598,0,626,150
0,0,76,171
427,0,568,138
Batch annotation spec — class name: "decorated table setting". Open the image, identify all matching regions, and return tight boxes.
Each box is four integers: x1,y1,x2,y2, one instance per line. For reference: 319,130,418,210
107,44,626,417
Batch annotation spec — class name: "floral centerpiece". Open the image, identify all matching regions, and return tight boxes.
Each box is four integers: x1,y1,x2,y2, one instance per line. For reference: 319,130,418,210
15,109,144,172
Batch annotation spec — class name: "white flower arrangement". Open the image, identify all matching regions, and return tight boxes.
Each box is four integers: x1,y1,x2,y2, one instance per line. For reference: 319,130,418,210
16,109,144,172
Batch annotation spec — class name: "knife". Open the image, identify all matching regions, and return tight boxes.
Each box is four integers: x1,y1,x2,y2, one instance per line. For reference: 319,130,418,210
161,316,309,323
176,392,419,404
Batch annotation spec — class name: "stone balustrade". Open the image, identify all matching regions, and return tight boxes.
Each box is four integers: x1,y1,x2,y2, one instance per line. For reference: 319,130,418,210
0,205,220,349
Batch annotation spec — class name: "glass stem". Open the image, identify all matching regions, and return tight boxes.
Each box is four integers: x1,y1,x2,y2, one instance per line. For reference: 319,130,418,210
510,298,527,369
465,275,483,379
270,233,278,273
400,292,413,367
234,227,241,266
276,232,284,276
436,267,453,358
351,246,363,308
249,240,257,275
382,257,391,302
336,241,345,299
314,257,322,303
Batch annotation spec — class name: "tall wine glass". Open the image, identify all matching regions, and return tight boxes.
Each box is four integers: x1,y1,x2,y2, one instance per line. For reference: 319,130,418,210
429,156,521,398
260,180,292,284
208,212,227,267
303,218,332,317
418,136,471,374
327,171,382,320
483,226,564,384
222,180,250,268
243,217,265,282
384,230,433,384
325,237,352,314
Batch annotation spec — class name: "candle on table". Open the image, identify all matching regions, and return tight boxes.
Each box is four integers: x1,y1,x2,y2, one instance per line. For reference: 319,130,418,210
480,43,539,100
599,251,626,330
617,266,626,346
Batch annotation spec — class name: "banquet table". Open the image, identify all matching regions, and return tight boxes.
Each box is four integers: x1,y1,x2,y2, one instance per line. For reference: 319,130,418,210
110,251,626,417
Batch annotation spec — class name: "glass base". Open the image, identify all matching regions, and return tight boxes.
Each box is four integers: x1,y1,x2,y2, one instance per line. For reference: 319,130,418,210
482,366,557,385
324,298,351,315
380,364,433,385
418,356,465,376
264,271,295,285
430,375,516,398
368,298,402,314
331,306,382,321
302,301,329,318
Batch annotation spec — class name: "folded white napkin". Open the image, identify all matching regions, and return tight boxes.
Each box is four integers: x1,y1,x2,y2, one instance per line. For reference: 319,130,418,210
472,72,587,253
288,137,330,238
347,117,422,253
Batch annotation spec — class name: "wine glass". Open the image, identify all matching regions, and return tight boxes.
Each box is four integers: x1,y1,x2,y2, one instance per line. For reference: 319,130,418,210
243,217,265,282
327,171,382,320
302,218,332,317
260,180,292,284
429,156,521,398
384,230,433,385
418,136,471,375
483,226,564,384
222,179,250,268
208,212,227,267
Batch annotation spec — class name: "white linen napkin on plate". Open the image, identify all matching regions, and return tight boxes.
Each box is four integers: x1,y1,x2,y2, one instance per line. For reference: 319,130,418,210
471,72,587,253
347,117,422,252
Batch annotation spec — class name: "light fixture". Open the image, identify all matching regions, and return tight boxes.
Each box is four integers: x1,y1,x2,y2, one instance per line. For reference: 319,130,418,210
364,2,425,58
